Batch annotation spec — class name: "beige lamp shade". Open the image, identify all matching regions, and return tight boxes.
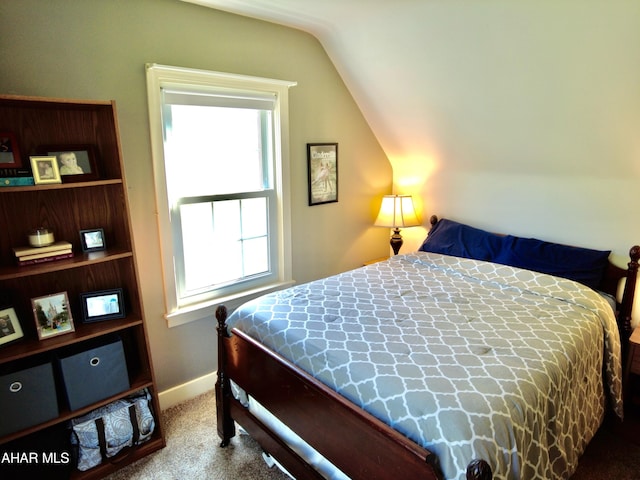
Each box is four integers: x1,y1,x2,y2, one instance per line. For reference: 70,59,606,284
374,195,420,228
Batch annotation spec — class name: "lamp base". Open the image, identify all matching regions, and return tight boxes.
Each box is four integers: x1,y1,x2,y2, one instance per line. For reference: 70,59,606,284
390,228,403,255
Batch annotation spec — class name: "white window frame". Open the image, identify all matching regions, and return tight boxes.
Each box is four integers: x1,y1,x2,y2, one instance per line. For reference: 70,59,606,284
146,64,296,327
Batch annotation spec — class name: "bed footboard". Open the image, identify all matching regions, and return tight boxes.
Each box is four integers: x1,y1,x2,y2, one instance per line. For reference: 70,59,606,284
215,306,492,480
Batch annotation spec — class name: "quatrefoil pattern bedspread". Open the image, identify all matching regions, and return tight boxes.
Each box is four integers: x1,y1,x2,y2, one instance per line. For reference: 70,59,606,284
226,252,623,480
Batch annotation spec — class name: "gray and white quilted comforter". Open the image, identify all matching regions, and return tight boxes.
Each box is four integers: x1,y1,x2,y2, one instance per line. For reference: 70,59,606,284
226,252,623,480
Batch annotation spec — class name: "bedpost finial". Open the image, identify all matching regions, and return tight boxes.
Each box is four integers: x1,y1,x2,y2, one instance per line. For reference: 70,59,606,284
430,215,438,227
630,245,640,264
215,305,228,332
466,459,492,480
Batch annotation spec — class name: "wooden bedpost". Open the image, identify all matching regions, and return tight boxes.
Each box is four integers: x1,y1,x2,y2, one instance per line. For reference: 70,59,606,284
215,304,236,447
619,245,640,343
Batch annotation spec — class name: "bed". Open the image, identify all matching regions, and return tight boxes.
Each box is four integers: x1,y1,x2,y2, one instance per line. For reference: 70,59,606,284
215,216,640,480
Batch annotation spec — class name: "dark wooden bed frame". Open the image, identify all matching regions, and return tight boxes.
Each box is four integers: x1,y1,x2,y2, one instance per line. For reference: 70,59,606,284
215,227,640,480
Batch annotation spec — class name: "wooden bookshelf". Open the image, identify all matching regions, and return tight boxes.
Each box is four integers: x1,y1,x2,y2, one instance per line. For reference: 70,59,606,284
0,95,165,477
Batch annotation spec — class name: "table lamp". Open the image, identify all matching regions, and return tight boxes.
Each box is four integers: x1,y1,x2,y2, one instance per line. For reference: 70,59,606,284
374,195,420,255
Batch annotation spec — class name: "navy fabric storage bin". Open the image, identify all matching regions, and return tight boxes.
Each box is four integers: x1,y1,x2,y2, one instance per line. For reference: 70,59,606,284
0,362,59,436
59,337,130,410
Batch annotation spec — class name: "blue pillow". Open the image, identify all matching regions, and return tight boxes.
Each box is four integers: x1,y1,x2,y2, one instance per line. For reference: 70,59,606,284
418,218,506,262
419,218,610,290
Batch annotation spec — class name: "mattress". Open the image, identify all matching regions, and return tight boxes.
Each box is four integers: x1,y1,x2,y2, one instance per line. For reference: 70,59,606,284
227,252,623,480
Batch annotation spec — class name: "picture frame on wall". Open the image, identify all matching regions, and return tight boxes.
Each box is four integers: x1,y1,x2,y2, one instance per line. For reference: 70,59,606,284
0,132,22,168
29,156,62,185
307,143,338,206
31,291,75,340
39,144,99,183
80,288,126,323
0,306,24,347
79,228,106,252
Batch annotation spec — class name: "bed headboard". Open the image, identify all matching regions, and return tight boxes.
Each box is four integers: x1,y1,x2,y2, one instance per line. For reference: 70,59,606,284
426,215,640,342
603,245,640,340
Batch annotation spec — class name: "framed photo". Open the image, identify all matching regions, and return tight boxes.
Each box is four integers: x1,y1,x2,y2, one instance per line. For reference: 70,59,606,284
0,132,22,168
80,288,125,323
31,291,75,340
79,228,106,252
0,307,24,347
30,156,62,185
39,145,99,183
307,143,338,206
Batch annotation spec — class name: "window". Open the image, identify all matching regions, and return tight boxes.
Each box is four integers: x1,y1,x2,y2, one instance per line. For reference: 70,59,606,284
146,64,296,327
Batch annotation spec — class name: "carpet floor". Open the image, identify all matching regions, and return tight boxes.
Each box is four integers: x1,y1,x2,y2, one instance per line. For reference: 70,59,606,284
104,390,640,480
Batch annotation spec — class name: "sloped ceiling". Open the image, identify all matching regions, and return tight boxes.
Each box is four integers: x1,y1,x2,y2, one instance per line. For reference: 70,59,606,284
183,0,639,181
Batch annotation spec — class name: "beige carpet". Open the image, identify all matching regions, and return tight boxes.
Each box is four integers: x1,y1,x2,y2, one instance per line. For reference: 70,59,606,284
103,389,640,480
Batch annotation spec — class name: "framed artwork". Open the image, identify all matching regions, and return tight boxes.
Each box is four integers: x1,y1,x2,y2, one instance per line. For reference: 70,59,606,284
0,307,24,347
0,132,22,168
79,228,106,252
30,156,62,185
307,143,338,206
39,144,99,183
31,291,75,340
80,288,125,323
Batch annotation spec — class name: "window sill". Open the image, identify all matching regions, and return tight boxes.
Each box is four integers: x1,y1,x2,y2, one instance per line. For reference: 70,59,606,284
164,280,295,328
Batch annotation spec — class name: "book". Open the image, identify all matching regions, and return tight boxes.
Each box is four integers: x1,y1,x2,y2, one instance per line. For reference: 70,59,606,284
0,177,35,187
17,252,74,266
0,168,32,177
13,241,73,258
18,248,72,261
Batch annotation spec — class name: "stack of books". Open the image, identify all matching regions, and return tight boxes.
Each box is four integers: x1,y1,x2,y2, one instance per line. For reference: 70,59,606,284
0,168,35,187
13,241,73,266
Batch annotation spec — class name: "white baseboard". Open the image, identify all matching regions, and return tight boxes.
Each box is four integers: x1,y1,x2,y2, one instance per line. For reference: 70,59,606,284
158,371,216,411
